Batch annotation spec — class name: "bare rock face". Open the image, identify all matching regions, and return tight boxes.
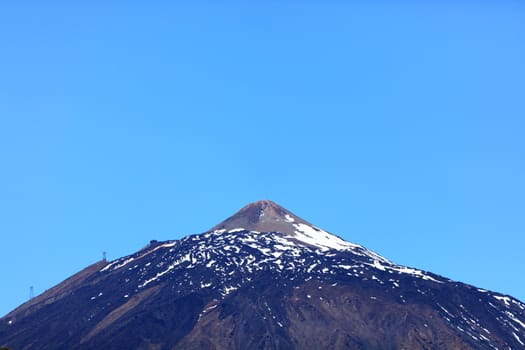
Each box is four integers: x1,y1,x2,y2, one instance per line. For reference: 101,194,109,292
1,201,524,350
210,200,310,236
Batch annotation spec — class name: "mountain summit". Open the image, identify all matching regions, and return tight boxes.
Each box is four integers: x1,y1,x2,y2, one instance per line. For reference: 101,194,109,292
211,200,352,250
1,201,524,350
211,200,307,235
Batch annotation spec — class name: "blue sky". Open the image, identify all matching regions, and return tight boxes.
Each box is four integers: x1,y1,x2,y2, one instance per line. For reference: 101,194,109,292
1,1,524,316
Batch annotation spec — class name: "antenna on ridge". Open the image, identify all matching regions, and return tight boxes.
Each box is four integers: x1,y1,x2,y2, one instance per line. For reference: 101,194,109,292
29,286,34,300
102,251,107,261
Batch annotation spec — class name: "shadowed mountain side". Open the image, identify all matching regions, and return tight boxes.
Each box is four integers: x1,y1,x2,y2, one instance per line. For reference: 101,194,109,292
3,260,108,319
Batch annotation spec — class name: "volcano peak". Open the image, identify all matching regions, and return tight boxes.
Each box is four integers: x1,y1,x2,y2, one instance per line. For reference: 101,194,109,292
209,200,355,251
210,200,311,236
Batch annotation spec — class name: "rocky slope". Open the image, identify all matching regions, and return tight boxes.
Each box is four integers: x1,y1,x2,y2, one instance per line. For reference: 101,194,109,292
1,200,524,349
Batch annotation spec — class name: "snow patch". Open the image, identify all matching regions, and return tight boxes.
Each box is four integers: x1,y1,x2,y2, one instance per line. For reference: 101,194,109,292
505,311,525,330
101,241,178,272
494,295,511,307
367,260,443,283
198,303,218,321
228,228,245,233
437,303,455,318
284,214,295,223
290,223,354,251
338,264,358,270
513,332,524,346
222,286,238,296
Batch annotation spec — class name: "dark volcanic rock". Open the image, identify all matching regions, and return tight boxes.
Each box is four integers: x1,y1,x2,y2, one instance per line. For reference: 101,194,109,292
1,200,524,349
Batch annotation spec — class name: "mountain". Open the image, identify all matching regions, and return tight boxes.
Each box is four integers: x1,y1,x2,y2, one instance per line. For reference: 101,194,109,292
1,200,524,349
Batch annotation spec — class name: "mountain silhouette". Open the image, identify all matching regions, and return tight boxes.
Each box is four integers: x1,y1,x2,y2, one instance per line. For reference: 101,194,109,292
1,200,524,349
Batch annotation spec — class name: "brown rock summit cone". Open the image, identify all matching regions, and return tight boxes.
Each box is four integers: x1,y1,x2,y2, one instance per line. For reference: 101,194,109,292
210,200,354,251
210,200,311,236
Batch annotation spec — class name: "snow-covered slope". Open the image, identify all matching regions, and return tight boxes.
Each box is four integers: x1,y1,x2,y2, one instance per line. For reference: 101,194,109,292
101,200,446,293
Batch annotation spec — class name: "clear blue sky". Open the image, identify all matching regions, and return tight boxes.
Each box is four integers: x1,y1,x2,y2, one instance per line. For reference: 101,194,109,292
1,1,524,316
